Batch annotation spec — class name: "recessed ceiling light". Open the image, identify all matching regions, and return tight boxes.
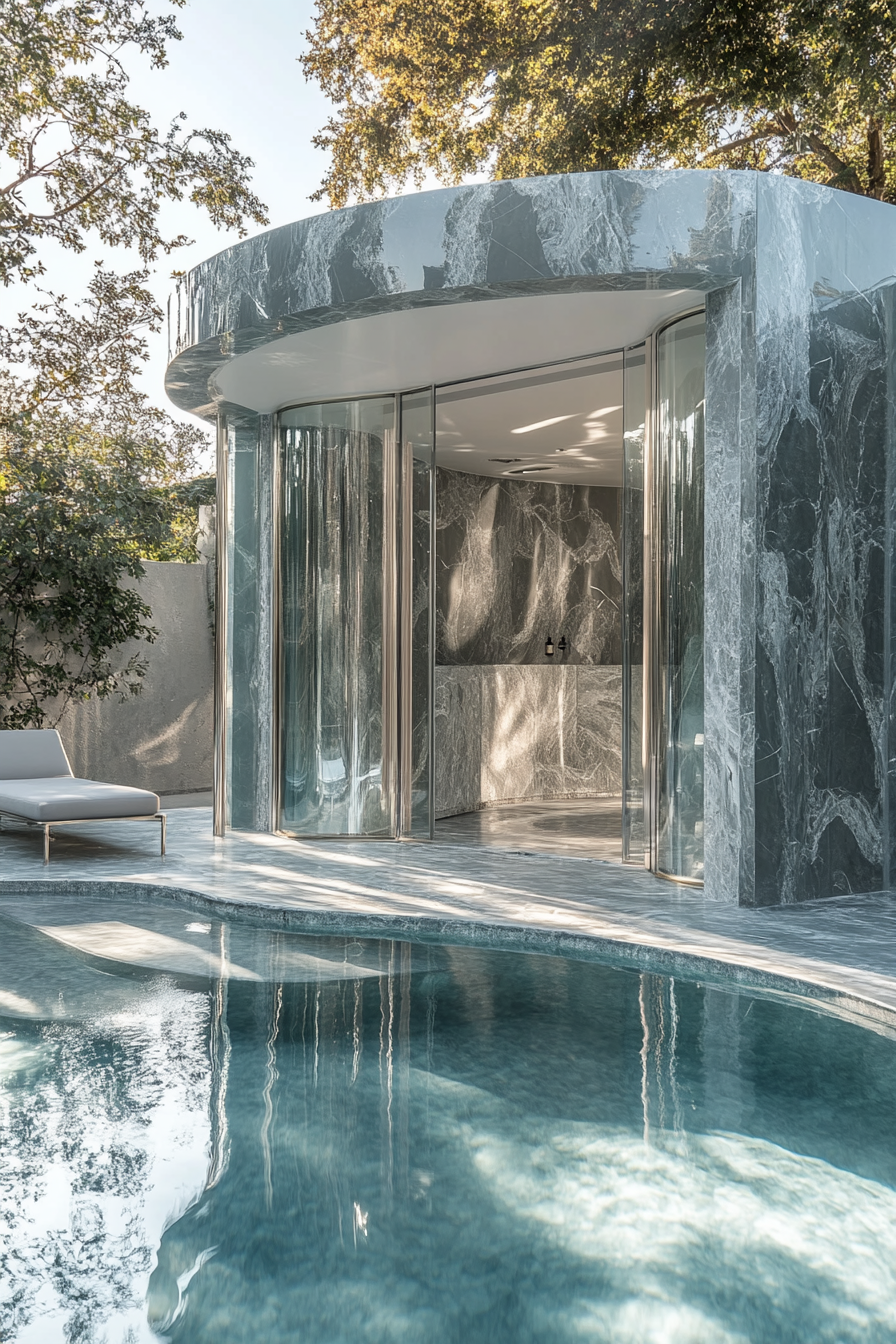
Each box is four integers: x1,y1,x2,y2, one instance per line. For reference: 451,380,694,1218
511,415,576,435
505,465,553,475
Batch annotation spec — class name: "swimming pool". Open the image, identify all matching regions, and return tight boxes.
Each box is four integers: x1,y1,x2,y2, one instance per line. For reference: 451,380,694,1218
1,892,895,1342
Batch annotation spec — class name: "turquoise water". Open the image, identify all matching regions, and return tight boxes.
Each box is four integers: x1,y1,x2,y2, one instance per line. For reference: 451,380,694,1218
1,896,896,1342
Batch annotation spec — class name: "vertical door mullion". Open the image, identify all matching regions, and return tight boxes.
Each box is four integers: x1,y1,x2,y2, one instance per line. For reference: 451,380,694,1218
382,405,400,837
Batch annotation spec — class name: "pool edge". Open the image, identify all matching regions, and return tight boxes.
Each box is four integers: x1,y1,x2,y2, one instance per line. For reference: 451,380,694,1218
3,875,896,1039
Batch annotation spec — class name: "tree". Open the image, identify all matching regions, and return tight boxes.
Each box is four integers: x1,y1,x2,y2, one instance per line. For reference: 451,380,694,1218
0,0,267,286
0,398,213,729
0,0,268,728
301,0,896,207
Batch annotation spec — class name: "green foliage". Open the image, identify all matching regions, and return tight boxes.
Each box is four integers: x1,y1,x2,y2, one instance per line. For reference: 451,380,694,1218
0,407,210,728
0,0,266,727
0,0,268,285
302,0,896,206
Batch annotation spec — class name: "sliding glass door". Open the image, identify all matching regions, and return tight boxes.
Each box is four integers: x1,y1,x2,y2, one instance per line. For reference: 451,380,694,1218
277,395,434,838
278,398,398,836
652,313,706,882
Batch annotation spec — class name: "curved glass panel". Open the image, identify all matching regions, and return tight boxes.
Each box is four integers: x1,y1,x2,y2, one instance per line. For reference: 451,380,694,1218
400,390,435,837
622,345,646,862
655,315,705,881
279,399,397,836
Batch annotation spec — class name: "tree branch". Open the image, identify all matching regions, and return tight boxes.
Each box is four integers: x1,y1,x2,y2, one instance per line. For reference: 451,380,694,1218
701,126,779,160
774,109,865,194
868,116,886,199
25,164,130,223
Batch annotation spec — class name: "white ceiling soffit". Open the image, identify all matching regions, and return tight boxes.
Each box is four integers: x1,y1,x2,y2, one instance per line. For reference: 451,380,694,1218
436,353,625,487
212,288,704,416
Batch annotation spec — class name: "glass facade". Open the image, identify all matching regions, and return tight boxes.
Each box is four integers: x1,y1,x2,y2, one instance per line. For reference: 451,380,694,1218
278,399,397,836
215,322,706,883
654,314,706,881
400,391,435,837
622,344,646,862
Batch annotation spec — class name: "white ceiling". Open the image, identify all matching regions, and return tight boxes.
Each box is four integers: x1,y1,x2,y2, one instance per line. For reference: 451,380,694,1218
436,353,625,486
212,287,703,419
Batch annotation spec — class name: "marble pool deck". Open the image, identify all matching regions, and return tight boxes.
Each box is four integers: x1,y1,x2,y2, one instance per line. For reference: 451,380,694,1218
1,807,896,1033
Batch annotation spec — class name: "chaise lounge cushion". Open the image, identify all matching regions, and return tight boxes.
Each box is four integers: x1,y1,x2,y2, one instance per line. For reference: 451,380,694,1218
0,728,76,780
0,777,161,823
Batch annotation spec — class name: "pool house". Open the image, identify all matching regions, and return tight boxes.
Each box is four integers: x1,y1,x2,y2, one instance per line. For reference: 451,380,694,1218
165,169,896,907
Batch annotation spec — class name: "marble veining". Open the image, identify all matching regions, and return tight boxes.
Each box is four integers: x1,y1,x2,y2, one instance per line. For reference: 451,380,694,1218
172,170,896,906
433,666,482,818
165,171,746,418
752,179,896,904
435,665,621,818
436,469,622,665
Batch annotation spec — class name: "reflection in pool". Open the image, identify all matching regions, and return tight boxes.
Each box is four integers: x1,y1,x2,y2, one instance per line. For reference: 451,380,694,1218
1,893,895,1342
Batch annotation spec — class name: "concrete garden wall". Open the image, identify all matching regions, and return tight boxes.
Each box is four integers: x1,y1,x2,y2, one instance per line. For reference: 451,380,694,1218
59,560,214,799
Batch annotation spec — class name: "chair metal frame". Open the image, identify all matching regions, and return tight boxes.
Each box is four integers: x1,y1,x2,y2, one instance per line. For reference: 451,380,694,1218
0,810,167,862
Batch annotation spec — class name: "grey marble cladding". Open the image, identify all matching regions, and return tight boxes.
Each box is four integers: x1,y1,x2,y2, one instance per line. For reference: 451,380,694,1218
172,169,896,905
747,181,896,906
436,468,621,666
435,664,621,818
165,171,747,417
433,667,482,818
225,409,274,832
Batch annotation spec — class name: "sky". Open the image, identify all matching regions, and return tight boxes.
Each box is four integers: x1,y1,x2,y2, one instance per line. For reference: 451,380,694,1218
5,0,421,464
125,0,333,438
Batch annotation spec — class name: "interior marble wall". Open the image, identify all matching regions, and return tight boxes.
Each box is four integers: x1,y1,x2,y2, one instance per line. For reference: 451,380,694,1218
435,665,621,818
436,469,622,665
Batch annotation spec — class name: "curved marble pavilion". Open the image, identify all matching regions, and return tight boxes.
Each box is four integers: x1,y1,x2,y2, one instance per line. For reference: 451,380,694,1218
166,169,896,907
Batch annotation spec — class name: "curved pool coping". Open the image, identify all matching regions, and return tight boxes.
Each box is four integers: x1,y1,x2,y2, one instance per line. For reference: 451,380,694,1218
5,876,896,1041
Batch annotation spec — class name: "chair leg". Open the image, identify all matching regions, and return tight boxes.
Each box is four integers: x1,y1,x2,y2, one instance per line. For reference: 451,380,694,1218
44,825,50,863
160,814,167,857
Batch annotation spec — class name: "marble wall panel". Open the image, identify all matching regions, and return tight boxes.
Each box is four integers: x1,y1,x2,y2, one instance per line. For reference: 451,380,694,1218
570,667,624,797
480,665,562,803
225,409,275,832
703,282,754,904
752,179,896,904
435,664,622,816
434,667,482,818
436,469,622,665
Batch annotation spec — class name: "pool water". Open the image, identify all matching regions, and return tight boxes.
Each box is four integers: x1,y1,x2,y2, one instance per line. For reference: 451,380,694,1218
1,895,896,1343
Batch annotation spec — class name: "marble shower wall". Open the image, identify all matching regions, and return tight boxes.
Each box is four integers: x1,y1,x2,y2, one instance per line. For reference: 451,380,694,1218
436,468,622,665
434,665,621,818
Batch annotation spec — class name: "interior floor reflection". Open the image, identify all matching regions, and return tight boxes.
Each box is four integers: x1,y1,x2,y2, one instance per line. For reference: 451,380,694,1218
434,797,623,861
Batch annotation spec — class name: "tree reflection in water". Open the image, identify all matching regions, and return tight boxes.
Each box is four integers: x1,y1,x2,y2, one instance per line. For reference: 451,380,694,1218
3,909,896,1344
0,981,214,1342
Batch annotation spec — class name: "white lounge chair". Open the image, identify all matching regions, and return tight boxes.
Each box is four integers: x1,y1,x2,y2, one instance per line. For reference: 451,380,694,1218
0,729,166,862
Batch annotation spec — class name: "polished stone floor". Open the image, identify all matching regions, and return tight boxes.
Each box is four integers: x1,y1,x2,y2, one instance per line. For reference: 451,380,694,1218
1,807,896,1028
435,797,623,860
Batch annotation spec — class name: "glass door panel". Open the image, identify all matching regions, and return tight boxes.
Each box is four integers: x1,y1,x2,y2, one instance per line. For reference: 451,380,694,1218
622,345,646,862
399,390,435,838
278,398,397,836
654,314,705,881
